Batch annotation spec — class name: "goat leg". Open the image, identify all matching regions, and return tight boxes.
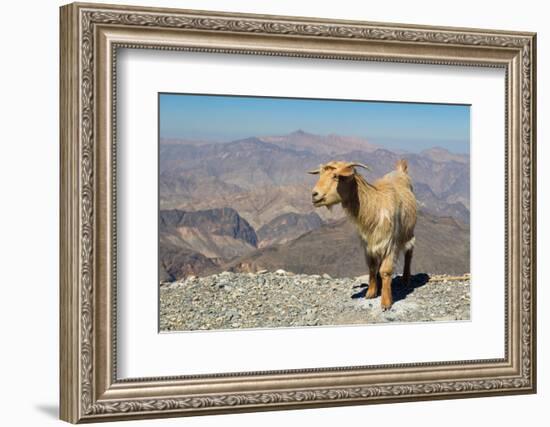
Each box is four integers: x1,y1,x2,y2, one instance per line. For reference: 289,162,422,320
380,255,394,310
403,248,413,287
364,249,379,299
365,267,379,299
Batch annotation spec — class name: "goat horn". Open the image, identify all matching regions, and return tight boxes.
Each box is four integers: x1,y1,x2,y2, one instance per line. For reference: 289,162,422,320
348,162,371,171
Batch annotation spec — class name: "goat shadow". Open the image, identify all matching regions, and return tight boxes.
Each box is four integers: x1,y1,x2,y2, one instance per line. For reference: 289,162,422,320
351,273,430,303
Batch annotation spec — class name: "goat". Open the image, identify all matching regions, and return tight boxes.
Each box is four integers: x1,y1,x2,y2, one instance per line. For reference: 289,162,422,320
308,160,417,310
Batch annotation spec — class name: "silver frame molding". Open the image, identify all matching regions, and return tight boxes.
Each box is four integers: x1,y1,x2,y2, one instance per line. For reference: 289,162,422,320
60,2,537,423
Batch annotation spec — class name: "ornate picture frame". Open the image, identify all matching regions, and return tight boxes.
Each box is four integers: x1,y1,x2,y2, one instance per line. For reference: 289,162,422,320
60,2,536,423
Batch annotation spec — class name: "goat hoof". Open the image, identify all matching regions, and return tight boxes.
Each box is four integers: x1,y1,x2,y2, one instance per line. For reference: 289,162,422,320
365,290,377,299
381,301,393,311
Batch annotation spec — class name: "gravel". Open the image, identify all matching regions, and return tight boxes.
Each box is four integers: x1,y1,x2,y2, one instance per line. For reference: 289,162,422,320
159,271,470,332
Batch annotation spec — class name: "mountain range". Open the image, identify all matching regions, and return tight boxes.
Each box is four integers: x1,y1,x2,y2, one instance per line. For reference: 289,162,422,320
159,130,470,281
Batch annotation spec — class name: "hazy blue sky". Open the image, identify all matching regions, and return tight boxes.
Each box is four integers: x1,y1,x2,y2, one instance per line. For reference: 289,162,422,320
159,93,470,153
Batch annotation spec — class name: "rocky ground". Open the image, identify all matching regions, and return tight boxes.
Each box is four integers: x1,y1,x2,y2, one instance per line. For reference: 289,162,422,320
159,271,470,332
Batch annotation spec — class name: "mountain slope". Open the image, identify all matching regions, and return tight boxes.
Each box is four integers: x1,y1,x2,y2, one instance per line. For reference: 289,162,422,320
159,137,325,198
257,211,324,248
159,208,258,281
225,210,469,277
159,242,219,282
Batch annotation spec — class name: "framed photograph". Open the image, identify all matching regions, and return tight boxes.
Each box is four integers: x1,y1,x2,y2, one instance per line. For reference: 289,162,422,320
59,2,537,423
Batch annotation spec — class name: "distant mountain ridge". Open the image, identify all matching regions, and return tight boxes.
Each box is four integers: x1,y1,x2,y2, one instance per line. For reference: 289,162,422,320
421,146,469,164
259,129,380,155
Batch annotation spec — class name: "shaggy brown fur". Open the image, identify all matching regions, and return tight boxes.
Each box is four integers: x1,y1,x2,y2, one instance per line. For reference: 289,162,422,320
309,160,417,310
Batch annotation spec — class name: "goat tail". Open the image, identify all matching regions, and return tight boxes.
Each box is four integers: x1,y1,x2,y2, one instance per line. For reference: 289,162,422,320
395,159,409,174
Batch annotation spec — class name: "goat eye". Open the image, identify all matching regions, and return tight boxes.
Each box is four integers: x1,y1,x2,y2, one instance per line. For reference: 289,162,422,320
332,174,338,180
